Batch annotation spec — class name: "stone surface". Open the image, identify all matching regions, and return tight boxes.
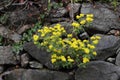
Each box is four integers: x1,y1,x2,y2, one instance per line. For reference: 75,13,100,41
81,3,120,34
23,42,54,69
0,25,22,42
68,3,81,19
2,69,69,80
29,61,43,69
0,66,4,74
0,46,16,65
49,7,68,18
21,53,29,67
8,6,40,27
95,34,120,60
75,61,120,80
115,52,120,66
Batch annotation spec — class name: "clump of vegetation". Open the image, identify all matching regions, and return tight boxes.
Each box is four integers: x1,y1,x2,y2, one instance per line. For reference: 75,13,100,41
32,13,101,69
12,22,42,54
100,0,119,10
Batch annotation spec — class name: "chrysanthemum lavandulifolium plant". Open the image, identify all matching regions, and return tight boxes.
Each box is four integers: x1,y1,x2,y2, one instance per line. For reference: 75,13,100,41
33,13,101,69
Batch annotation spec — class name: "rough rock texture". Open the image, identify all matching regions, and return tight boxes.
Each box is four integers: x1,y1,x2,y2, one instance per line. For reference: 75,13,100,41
81,3,120,34
75,61,120,80
115,52,120,66
49,7,68,18
68,3,81,19
0,46,16,65
23,42,54,69
0,25,21,42
29,61,43,69
2,69,69,80
8,6,40,27
0,66,4,74
21,53,29,67
95,34,120,60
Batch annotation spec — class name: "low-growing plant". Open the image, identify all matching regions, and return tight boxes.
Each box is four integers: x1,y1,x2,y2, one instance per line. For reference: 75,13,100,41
12,22,42,54
100,0,119,10
32,13,101,69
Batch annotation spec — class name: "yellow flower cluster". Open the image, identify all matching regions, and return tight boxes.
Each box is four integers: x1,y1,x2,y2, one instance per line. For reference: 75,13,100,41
72,13,94,34
83,57,89,63
33,22,101,68
76,13,85,19
72,22,80,28
51,54,74,63
33,35,39,41
91,35,101,45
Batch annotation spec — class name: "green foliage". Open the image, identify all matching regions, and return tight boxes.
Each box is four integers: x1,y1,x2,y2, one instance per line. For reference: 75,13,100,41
12,22,42,54
52,2,63,9
12,42,23,54
111,0,119,10
0,13,9,24
100,0,119,9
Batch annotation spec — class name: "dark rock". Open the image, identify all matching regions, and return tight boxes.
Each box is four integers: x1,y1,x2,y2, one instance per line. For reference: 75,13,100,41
107,57,115,63
115,51,120,66
81,3,120,34
2,69,69,80
29,61,43,69
49,7,68,18
0,46,16,65
0,25,22,42
8,6,40,27
95,34,120,60
67,3,81,19
0,66,4,74
107,57,115,64
75,61,120,80
21,53,29,67
78,32,89,40
23,42,54,69
46,18,70,23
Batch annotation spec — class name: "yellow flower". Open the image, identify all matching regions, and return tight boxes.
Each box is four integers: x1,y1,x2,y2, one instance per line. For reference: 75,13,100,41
67,56,74,62
86,14,94,18
49,45,53,50
33,41,38,44
87,44,95,49
33,35,39,41
68,58,74,62
80,20,86,25
93,40,99,44
51,59,56,63
67,34,72,38
80,13,85,17
93,51,97,56
86,17,93,22
38,29,41,32
60,56,66,62
83,48,90,54
83,40,88,43
57,50,62,53
90,36,96,40
41,34,45,37
95,36,101,40
51,54,57,58
76,15,81,19
83,57,89,63
72,22,80,28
